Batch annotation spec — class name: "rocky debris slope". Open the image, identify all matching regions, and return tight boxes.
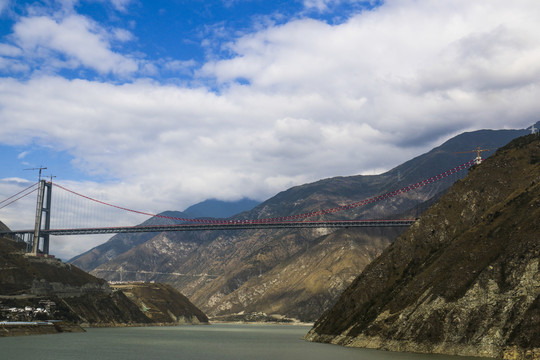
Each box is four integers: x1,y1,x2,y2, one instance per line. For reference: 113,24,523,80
305,134,540,359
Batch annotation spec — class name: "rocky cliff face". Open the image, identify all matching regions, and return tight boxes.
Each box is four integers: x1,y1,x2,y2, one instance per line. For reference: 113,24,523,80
0,236,208,327
74,127,530,322
305,134,540,359
111,282,208,324
0,237,107,296
192,227,399,321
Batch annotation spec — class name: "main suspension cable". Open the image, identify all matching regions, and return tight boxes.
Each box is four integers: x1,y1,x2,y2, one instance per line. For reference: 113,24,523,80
0,182,39,210
51,160,475,225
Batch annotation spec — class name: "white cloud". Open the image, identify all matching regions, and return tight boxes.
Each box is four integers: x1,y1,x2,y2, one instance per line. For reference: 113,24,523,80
0,177,33,185
0,58,29,73
303,0,333,12
110,0,132,12
302,0,374,13
17,151,29,159
0,0,8,14
203,0,540,131
0,43,21,57
12,14,138,75
0,178,37,234
112,28,135,42
0,43,27,73
163,59,197,75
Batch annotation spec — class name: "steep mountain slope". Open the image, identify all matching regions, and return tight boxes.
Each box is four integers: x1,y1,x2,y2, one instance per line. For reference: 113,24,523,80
109,283,208,324
70,210,191,271
206,227,402,321
81,126,531,321
249,127,531,222
0,220,10,232
0,233,107,296
0,234,208,328
306,134,540,358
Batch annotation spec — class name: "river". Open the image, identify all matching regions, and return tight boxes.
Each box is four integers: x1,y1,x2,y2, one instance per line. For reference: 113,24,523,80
0,323,489,360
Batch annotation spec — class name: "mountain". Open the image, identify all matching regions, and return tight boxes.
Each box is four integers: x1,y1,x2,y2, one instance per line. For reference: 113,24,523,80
70,199,260,271
184,198,260,219
74,125,533,322
108,282,208,325
305,134,540,358
69,210,191,271
0,230,208,331
0,220,9,232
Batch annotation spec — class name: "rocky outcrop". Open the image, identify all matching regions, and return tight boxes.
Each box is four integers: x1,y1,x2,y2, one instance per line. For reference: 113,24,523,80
0,236,209,330
0,239,107,296
306,134,540,359
110,283,209,324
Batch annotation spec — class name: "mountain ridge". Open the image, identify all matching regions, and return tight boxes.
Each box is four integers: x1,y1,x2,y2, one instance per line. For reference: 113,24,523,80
305,134,540,358
72,125,533,322
183,198,260,219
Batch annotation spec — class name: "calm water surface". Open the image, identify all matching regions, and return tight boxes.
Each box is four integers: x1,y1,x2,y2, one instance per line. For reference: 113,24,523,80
1,324,489,360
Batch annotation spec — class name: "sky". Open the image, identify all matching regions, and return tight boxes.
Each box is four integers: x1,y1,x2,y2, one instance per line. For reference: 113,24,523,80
1,0,540,260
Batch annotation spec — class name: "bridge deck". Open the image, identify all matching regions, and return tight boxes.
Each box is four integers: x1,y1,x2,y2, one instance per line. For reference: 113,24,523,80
1,219,415,236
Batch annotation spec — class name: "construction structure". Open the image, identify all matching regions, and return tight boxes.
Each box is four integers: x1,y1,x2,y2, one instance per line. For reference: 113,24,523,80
31,179,52,256
456,146,491,165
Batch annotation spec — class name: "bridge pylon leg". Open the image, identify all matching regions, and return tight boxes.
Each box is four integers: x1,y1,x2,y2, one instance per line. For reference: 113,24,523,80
31,180,52,256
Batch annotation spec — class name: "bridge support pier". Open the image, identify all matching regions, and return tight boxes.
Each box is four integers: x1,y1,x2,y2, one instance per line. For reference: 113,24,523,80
31,180,52,256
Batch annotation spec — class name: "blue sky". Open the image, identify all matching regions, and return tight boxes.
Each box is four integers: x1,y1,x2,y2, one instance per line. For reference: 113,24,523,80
0,0,382,183
0,0,381,84
1,0,539,259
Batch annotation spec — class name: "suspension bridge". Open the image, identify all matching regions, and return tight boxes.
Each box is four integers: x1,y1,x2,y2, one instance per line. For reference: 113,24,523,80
0,160,476,256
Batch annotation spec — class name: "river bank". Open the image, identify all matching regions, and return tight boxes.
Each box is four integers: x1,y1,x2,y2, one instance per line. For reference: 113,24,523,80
0,321,85,337
1,318,312,337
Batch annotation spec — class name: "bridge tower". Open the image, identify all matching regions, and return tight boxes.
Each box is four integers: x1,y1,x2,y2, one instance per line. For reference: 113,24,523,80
31,180,52,255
